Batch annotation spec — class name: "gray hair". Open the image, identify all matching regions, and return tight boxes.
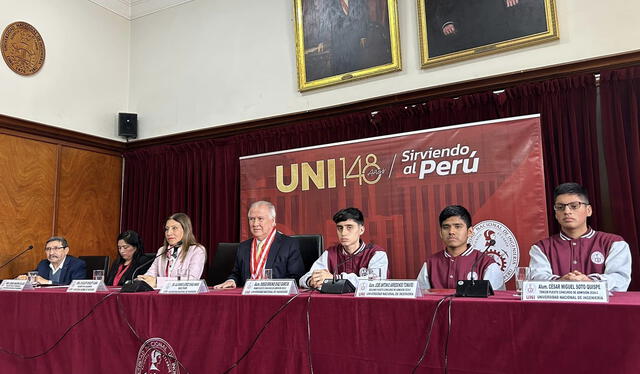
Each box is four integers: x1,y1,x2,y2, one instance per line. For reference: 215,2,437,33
248,201,276,219
46,236,68,248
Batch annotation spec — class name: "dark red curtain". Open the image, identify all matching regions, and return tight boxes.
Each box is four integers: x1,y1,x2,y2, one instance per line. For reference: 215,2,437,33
122,113,373,257
122,74,601,280
497,74,601,232
600,67,640,290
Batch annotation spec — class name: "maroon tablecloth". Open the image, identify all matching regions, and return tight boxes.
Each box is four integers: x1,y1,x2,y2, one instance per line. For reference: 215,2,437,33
0,287,639,373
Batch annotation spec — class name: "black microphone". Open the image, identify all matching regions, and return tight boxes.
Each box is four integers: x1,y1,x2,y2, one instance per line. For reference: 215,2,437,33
128,240,182,283
121,242,181,293
320,243,372,294
455,245,494,298
0,245,33,271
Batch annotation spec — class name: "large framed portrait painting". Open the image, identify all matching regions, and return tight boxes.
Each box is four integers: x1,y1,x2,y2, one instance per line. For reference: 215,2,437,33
294,0,401,91
418,0,559,67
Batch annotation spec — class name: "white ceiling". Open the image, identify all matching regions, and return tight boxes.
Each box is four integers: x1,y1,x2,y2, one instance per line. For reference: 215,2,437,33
89,0,193,20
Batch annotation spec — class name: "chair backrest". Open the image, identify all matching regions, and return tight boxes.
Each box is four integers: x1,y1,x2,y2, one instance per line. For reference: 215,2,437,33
78,255,110,280
291,234,323,272
208,243,240,286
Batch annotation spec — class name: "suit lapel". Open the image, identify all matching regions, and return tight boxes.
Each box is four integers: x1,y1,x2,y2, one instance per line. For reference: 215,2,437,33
264,232,282,270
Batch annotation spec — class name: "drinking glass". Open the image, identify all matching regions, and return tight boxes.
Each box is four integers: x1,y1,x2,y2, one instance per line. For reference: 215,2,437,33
367,268,382,280
515,267,530,296
93,270,104,281
27,271,38,286
263,268,273,280
177,268,190,281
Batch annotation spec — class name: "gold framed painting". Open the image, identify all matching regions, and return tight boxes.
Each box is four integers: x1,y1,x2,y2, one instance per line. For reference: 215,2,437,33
294,0,401,91
417,0,559,68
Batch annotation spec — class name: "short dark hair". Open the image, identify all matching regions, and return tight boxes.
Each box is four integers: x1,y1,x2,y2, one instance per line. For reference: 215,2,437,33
439,205,472,228
333,207,364,226
116,230,145,264
553,182,590,203
46,236,68,248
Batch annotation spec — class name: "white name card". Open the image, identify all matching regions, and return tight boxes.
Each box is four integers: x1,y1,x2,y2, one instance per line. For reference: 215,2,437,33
0,279,34,291
242,279,298,295
67,280,109,293
355,280,422,299
522,280,608,303
160,280,209,294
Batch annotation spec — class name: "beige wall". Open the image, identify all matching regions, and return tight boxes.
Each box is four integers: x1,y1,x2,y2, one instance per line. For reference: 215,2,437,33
2,1,640,140
0,0,130,141
127,1,640,139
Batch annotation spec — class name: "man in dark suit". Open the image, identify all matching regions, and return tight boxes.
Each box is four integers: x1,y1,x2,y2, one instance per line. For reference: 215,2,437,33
214,201,304,288
18,236,86,285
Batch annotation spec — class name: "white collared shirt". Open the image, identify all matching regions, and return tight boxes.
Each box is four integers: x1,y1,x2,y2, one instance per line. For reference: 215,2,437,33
49,256,67,275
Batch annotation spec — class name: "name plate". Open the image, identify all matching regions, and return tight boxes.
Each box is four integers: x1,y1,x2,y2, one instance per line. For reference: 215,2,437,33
355,280,422,299
0,280,34,291
67,280,108,293
522,280,608,303
160,280,209,294
242,279,298,295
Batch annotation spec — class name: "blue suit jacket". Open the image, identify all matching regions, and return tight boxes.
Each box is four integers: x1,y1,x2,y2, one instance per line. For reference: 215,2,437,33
228,232,304,286
35,255,87,285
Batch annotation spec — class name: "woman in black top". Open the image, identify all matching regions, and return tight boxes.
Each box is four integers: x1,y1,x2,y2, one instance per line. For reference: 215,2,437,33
106,230,151,286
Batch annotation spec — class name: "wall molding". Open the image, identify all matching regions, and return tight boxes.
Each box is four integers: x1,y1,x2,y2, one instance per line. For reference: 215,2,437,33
3,51,640,155
125,50,640,150
0,114,125,155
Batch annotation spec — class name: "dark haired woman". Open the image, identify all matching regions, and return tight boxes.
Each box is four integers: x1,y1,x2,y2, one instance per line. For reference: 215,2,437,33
106,230,151,286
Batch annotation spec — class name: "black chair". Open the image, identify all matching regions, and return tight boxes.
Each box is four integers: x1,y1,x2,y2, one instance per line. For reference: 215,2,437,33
79,256,110,280
291,234,323,272
208,243,240,286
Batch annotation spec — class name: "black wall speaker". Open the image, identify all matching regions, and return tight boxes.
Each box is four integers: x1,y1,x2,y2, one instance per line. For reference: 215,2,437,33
118,112,138,139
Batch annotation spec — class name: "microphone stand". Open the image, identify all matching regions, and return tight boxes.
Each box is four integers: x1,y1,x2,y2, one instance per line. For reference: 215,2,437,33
121,246,171,293
455,244,494,298
0,245,33,271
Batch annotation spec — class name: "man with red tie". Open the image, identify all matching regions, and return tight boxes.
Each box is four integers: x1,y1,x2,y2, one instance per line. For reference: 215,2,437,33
214,201,304,288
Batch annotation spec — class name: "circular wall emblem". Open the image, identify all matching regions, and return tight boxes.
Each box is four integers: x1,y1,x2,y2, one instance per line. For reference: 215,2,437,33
135,337,180,374
590,251,605,265
1,21,46,75
469,220,520,282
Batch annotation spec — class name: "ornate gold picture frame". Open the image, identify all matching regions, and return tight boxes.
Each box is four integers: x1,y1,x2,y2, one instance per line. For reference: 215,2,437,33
294,0,401,91
417,0,558,68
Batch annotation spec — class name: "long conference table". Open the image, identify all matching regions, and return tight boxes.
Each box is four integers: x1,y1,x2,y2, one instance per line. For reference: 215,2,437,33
0,286,639,374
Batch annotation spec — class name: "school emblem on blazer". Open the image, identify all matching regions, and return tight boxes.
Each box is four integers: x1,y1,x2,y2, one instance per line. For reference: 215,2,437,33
469,220,519,282
590,251,605,265
135,337,180,374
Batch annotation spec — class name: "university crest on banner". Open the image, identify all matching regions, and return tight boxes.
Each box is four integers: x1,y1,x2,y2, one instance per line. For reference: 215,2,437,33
135,338,180,374
469,220,520,282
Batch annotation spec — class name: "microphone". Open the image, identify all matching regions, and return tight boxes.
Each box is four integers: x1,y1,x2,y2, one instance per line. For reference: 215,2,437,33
128,240,182,282
320,243,372,294
121,242,180,293
455,244,494,298
0,245,33,271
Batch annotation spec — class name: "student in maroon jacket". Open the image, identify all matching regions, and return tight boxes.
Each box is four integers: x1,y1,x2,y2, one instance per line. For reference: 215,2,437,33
299,207,388,289
417,205,504,290
529,182,631,291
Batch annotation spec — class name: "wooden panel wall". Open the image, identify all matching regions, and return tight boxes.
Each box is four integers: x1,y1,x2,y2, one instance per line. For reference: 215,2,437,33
56,147,122,259
0,134,58,278
0,129,122,279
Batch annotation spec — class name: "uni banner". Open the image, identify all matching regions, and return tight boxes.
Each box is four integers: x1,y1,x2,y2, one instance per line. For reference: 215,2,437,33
240,115,548,283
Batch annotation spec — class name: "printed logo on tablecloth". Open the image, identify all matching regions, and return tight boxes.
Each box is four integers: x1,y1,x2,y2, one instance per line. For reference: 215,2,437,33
469,220,520,282
591,251,605,265
135,337,180,374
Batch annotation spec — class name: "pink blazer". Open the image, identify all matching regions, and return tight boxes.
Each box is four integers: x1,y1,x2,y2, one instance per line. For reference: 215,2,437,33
144,244,206,280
